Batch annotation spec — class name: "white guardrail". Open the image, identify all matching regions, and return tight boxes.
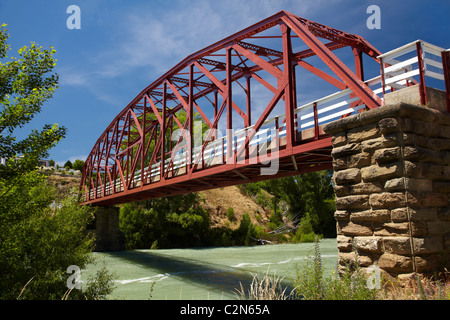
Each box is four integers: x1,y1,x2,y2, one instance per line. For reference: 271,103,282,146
84,40,449,200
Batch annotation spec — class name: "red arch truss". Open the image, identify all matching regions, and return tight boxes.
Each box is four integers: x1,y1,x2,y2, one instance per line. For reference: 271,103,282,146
80,10,383,206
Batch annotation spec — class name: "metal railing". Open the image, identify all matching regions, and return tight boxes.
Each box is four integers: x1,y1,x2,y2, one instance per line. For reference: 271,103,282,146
378,40,448,106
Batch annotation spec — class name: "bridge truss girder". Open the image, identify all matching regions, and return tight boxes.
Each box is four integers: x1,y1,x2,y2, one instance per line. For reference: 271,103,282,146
80,10,383,206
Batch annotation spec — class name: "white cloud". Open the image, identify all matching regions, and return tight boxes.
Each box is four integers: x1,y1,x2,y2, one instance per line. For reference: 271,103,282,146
62,0,332,86
59,0,349,117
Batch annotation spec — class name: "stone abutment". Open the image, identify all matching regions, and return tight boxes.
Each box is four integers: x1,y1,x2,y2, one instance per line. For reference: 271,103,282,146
324,100,450,278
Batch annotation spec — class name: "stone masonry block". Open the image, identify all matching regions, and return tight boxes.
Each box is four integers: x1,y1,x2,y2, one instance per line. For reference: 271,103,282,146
414,237,444,254
347,152,371,168
427,221,450,235
426,137,450,151
334,210,349,221
361,134,399,152
391,208,408,222
404,160,423,178
334,168,361,184
409,207,438,221
438,125,450,139
373,147,401,163
385,178,433,192
415,255,442,273
350,209,390,222
369,192,406,209
347,123,379,143
378,118,399,135
383,237,412,255
361,163,401,181
402,118,438,137
336,235,353,251
421,193,448,207
348,182,383,195
437,207,450,221
331,143,361,157
335,195,370,210
334,182,384,197
402,146,442,164
353,236,383,253
339,222,373,236
378,253,413,273
375,222,410,236
331,131,347,147
433,181,450,193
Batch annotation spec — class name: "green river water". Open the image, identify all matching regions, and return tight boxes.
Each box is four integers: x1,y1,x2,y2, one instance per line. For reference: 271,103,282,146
82,238,338,300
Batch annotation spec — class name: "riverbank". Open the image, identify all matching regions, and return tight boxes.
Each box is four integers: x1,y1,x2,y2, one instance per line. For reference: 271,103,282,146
83,239,338,300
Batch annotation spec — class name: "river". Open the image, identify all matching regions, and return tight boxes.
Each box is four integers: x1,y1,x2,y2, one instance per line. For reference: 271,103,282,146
82,238,338,300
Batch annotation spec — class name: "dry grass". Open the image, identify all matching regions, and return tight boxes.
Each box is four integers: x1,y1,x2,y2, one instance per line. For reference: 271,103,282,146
234,269,293,300
377,271,450,300
200,186,271,228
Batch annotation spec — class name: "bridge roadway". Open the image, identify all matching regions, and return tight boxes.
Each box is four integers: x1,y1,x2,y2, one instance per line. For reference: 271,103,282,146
80,11,450,206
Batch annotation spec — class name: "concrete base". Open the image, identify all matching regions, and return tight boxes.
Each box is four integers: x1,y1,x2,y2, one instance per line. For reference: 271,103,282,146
384,85,447,112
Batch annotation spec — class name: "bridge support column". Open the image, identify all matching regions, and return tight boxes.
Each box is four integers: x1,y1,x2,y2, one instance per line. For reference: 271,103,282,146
324,100,450,278
90,206,124,251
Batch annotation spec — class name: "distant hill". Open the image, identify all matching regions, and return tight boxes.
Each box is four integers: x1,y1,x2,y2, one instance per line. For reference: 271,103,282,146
47,174,276,232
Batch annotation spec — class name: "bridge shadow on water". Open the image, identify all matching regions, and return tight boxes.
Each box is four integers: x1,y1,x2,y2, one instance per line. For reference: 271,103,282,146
103,248,298,299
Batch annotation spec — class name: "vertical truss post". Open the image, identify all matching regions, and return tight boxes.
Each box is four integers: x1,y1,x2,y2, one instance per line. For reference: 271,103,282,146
245,74,251,160
114,122,120,192
213,90,218,122
126,113,131,188
102,135,108,197
442,50,450,113
189,64,194,169
160,82,167,179
245,74,252,127
226,47,233,163
353,48,364,82
281,23,295,149
352,48,365,113
416,41,427,105
380,56,386,101
141,100,146,185
313,102,319,140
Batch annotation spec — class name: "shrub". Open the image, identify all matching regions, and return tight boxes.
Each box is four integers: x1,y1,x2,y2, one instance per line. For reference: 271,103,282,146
294,238,377,300
226,207,235,221
292,213,321,243
0,172,116,299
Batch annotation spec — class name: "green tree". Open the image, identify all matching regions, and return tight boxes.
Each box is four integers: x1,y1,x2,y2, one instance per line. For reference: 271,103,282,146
72,159,84,171
255,170,336,238
0,24,66,182
119,193,211,249
64,160,73,169
0,24,115,299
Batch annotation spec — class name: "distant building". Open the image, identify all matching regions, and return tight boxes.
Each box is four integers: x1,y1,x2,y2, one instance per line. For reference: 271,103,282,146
39,159,51,167
0,156,52,167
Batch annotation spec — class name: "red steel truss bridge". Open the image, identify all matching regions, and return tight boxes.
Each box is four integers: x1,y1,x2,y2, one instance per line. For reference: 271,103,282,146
80,11,450,206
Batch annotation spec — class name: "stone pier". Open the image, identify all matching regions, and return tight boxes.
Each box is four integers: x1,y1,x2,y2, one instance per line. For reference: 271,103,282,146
323,98,450,278
90,206,124,251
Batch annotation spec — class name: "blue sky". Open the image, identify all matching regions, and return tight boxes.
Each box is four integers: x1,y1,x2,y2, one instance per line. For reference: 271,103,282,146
1,0,449,165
